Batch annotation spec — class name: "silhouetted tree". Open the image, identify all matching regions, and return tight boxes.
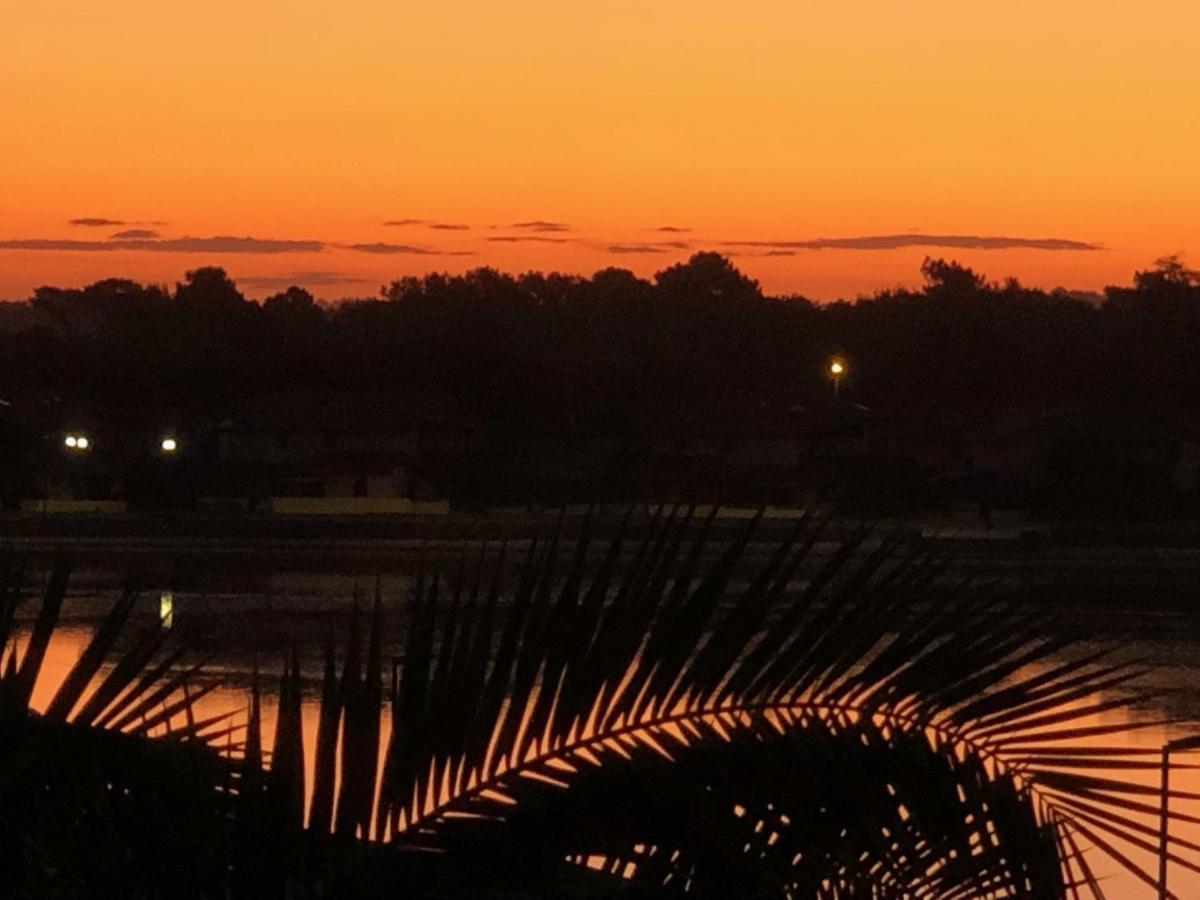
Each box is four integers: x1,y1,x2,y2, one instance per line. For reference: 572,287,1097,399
588,266,652,302
654,252,763,305
175,267,246,312
1134,254,1199,291
27,279,169,335
263,286,322,322
920,257,986,298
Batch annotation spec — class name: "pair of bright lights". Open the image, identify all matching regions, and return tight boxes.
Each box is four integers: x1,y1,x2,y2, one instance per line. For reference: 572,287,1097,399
63,435,178,452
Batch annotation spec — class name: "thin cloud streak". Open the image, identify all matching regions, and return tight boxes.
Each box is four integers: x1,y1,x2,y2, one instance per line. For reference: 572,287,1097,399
607,244,669,254
3,234,481,256
345,242,475,256
68,217,127,227
383,219,471,230
651,226,692,233
0,235,324,253
347,242,438,255
69,217,167,227
486,236,573,244
721,234,1103,252
239,271,370,289
109,229,160,239
507,221,571,233
605,241,692,254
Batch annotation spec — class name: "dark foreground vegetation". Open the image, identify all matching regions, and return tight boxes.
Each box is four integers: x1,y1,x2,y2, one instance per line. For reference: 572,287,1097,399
2,253,1199,513
3,510,1197,897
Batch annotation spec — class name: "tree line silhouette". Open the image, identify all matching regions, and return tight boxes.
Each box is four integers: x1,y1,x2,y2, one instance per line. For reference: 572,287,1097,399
2,252,1196,429
1,252,1198,511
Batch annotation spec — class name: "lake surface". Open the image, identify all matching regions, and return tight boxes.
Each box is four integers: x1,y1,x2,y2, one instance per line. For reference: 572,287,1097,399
17,556,1200,899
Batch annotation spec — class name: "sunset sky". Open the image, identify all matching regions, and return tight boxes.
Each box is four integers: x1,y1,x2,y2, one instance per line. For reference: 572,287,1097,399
2,0,1197,300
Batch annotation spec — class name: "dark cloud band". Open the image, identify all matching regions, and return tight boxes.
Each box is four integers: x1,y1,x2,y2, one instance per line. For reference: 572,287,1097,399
383,220,470,230
507,221,571,233
69,217,126,227
347,242,437,255
69,217,168,227
2,235,478,256
109,229,160,240
606,241,692,254
486,236,573,244
238,271,369,289
722,234,1103,252
345,242,475,256
1,236,323,253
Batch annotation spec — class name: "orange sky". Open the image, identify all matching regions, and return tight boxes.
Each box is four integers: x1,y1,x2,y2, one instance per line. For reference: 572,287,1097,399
2,0,1197,300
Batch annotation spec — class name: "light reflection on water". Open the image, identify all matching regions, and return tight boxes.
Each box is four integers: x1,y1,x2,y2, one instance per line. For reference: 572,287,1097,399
21,588,1200,899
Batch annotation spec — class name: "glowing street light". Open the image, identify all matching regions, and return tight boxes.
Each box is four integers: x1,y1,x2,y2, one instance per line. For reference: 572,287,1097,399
64,433,90,451
829,358,847,398
160,436,179,454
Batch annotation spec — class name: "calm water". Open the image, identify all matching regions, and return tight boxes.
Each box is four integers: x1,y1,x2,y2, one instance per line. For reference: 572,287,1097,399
20,573,1200,899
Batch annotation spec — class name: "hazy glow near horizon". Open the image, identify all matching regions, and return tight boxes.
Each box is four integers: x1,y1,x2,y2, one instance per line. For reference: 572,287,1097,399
1,0,1197,300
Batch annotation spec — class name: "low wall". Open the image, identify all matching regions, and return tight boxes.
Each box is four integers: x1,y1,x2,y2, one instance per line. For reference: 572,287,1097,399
643,504,808,520
268,497,450,515
20,499,128,514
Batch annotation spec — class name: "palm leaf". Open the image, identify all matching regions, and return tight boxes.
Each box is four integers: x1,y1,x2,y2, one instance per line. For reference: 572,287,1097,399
8,557,69,713
0,561,241,897
42,582,139,721
308,616,342,833
360,509,1196,896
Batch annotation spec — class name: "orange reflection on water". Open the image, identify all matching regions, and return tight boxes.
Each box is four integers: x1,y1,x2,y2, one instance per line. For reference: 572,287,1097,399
27,627,390,833
23,626,1200,898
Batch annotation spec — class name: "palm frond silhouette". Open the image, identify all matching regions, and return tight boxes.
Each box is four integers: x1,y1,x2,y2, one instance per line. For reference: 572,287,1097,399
0,554,239,897
263,507,1200,897
5,509,1198,898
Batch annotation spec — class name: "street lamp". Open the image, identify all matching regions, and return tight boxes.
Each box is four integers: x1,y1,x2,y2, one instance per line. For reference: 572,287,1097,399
829,359,846,398
64,433,90,451
160,436,179,454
